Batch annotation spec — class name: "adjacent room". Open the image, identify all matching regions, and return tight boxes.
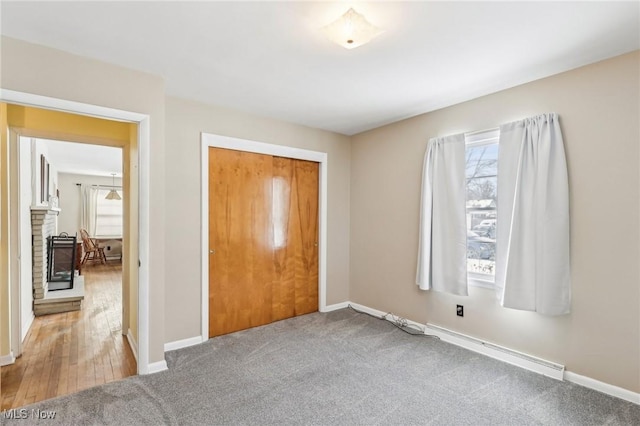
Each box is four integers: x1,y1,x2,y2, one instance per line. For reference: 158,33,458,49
0,1,638,424
0,137,135,409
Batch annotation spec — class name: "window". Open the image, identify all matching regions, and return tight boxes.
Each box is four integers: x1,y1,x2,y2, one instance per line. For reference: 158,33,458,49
95,188,123,237
465,130,499,287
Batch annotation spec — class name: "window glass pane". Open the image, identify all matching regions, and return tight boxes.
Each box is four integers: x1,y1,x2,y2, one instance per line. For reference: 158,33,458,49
466,142,498,281
465,143,498,178
96,188,123,237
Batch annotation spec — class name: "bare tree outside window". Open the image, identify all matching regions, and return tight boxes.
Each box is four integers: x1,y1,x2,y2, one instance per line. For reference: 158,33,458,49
465,140,498,282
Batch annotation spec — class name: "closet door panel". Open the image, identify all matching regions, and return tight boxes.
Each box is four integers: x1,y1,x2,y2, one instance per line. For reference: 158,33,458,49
271,157,296,321
209,148,274,337
209,147,319,338
291,159,319,316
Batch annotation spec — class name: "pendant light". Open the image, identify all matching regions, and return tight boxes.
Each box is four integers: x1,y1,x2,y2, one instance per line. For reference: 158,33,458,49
105,173,121,200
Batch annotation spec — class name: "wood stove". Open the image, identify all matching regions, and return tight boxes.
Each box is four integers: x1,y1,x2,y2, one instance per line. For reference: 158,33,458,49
47,233,77,291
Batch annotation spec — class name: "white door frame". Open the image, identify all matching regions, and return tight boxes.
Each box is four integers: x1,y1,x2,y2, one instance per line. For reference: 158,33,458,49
8,133,35,359
0,89,152,374
200,133,328,341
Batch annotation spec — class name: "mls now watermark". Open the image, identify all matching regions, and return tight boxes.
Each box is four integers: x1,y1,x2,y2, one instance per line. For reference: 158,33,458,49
2,408,57,420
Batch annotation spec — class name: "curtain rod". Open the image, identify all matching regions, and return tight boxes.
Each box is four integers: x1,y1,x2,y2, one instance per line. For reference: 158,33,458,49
464,126,500,137
75,183,123,189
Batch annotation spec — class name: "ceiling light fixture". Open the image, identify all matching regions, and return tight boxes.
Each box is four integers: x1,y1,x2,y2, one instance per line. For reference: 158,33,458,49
322,8,383,50
105,173,121,200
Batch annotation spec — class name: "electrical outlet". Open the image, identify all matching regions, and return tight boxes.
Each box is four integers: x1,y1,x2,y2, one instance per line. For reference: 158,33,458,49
456,305,464,317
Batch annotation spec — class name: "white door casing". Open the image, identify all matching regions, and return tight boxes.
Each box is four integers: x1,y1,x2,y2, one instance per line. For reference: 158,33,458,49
0,89,155,374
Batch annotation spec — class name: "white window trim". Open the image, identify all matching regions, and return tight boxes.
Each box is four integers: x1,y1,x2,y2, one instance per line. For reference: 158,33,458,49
465,128,499,289
469,273,495,289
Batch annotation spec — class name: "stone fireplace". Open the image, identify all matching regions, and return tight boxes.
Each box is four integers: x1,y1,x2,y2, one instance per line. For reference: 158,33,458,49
31,206,59,299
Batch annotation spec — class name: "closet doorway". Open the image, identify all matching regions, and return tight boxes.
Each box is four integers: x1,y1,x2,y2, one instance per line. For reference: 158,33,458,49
208,147,319,337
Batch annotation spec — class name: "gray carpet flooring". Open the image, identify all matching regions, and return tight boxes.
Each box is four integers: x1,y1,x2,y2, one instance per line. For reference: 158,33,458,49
2,308,639,425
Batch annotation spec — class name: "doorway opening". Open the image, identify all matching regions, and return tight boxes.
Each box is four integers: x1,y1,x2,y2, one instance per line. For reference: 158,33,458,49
0,97,152,409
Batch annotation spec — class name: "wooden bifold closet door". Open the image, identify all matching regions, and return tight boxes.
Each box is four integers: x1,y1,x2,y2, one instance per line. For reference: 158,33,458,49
208,147,319,338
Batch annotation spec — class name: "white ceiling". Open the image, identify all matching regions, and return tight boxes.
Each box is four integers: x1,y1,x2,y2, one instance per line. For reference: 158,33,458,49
2,2,638,135
40,139,122,177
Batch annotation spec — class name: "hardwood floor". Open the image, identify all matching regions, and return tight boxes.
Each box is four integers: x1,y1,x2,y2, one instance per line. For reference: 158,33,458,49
0,262,136,409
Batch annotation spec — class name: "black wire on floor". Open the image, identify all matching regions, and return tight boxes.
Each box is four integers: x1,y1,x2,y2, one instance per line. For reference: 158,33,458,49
348,304,439,340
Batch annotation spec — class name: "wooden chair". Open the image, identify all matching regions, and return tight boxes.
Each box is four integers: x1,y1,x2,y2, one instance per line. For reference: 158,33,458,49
80,229,107,265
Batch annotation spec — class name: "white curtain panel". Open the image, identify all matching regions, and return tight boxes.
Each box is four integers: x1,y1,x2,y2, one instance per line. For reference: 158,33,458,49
416,134,468,295
80,184,98,236
495,113,571,315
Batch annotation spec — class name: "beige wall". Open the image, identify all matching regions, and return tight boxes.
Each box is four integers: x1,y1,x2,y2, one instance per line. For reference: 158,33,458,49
350,51,640,392
0,36,167,365
163,97,351,343
2,35,637,395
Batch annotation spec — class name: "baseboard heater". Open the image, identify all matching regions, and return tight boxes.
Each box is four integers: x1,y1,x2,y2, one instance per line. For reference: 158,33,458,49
426,323,565,380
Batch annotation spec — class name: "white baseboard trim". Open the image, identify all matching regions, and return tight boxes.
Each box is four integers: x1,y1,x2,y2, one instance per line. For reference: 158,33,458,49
564,371,640,405
126,329,138,362
0,351,16,366
346,301,640,403
321,301,350,312
426,323,565,380
22,312,35,342
347,302,565,379
345,302,386,316
146,360,168,374
347,302,428,332
164,336,204,352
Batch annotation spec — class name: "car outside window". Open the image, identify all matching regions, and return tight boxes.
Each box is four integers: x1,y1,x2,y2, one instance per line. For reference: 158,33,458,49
465,130,499,287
